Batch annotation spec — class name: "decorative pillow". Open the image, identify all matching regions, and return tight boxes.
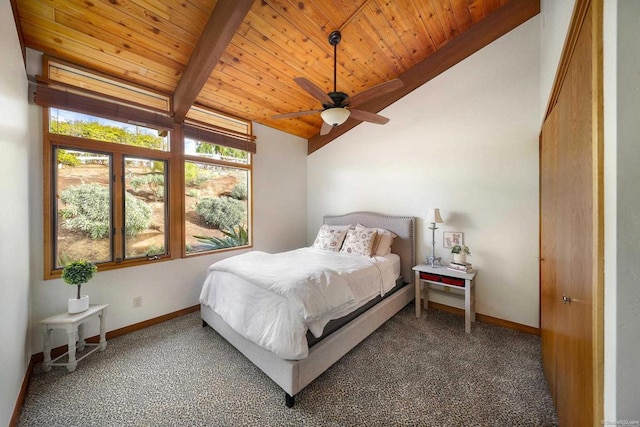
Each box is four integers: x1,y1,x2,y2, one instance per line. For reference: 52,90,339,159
340,228,377,256
356,223,397,256
374,231,397,256
312,225,348,252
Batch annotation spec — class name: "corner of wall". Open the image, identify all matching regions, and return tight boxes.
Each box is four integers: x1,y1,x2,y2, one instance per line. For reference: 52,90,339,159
0,1,32,424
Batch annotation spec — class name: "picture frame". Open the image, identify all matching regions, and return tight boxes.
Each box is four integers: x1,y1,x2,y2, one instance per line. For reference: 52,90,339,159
443,231,464,248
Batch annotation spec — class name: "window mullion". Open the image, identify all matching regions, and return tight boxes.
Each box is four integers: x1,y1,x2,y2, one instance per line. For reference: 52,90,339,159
171,123,185,258
43,110,55,278
112,154,124,263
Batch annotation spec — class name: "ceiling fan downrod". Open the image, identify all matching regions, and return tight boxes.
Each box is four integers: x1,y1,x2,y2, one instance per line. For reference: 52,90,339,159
328,30,341,94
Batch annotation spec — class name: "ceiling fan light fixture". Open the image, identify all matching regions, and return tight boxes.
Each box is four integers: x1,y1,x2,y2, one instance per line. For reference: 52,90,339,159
321,107,350,126
273,30,402,131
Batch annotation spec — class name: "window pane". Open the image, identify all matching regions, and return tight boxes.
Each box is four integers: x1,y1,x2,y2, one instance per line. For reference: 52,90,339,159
185,162,250,254
50,108,169,151
55,147,112,267
184,138,249,165
124,157,167,259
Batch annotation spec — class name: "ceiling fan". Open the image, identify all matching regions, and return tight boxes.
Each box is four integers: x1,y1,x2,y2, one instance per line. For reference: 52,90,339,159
272,30,403,136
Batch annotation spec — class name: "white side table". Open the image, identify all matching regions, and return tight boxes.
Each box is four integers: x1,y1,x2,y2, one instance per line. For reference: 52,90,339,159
39,304,109,372
413,264,477,333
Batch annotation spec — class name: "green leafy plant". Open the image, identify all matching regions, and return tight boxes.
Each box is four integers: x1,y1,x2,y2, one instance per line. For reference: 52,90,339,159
50,118,166,150
451,244,471,255
195,142,248,162
62,260,98,299
230,182,247,201
60,184,151,238
146,244,165,256
129,173,165,201
185,162,210,187
57,149,80,167
195,196,246,230
59,184,110,238
124,193,153,236
194,225,249,250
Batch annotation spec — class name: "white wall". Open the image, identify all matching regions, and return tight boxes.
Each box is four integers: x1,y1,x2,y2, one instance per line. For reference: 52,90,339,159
308,17,541,327
614,0,640,420
603,0,618,421
252,123,308,253
540,0,576,121
28,117,307,352
0,1,32,425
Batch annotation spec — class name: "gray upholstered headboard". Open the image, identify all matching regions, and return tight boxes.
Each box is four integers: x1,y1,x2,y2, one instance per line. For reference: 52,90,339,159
323,212,416,285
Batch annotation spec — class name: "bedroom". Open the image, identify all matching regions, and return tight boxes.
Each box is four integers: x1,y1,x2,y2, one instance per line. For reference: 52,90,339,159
1,0,638,425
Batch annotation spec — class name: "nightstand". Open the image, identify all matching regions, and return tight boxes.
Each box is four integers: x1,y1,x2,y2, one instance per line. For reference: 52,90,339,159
413,264,477,333
39,304,109,372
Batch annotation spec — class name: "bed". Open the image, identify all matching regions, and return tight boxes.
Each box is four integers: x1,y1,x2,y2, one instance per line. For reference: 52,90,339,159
200,212,415,407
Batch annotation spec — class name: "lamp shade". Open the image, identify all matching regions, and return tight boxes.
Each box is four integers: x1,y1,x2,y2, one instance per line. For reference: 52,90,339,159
321,108,351,126
425,208,444,224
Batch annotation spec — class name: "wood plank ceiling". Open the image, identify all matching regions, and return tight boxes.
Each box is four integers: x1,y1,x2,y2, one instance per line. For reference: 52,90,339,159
12,0,539,153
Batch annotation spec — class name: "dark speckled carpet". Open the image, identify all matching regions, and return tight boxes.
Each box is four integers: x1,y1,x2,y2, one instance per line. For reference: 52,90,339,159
19,305,557,426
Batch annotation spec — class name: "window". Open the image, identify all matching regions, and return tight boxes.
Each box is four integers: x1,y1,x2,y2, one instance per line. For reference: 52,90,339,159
46,109,171,274
123,157,167,259
184,140,251,255
182,105,253,256
41,62,255,278
50,108,169,151
54,147,113,266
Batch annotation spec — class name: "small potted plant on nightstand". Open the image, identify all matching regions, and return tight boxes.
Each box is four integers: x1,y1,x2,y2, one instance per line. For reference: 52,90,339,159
62,260,97,314
451,244,471,264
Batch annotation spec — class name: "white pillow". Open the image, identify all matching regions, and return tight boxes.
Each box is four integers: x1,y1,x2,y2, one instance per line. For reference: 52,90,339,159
340,228,377,256
355,223,397,256
312,225,348,252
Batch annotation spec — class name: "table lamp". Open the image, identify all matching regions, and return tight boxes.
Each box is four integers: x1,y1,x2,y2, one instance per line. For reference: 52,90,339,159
425,208,444,267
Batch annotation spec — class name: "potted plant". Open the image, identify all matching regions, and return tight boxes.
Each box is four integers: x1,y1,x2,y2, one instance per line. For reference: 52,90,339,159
62,260,97,314
451,244,471,264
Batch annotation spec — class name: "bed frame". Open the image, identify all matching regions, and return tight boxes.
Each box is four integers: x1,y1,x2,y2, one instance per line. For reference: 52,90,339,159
201,212,415,407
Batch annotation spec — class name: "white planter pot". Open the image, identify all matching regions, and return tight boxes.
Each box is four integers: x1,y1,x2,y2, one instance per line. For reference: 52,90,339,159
453,253,467,264
68,295,89,314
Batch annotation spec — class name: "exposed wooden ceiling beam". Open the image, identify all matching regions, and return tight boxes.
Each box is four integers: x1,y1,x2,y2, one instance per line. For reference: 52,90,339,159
307,0,541,154
172,0,253,123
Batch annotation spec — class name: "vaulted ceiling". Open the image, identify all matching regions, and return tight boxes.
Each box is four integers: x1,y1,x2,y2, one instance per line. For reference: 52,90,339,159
11,0,539,153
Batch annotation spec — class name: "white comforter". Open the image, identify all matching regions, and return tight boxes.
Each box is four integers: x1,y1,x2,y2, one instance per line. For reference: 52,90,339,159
199,247,397,360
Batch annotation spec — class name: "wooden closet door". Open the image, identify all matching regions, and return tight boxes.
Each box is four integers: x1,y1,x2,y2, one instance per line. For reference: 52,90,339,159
554,8,594,422
540,3,597,425
540,107,558,405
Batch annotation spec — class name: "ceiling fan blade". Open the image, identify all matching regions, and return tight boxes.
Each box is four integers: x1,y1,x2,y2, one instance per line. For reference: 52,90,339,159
345,79,403,108
294,77,333,105
320,121,334,136
349,109,390,125
272,109,323,119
